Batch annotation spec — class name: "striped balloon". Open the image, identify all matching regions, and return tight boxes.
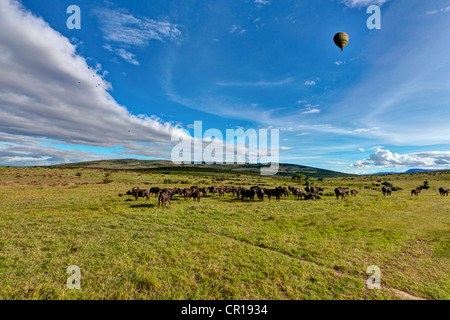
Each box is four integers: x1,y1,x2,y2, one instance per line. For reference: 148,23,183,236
333,32,349,51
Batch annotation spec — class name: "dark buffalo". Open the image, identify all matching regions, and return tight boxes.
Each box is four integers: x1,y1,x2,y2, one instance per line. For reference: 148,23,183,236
256,187,265,201
150,187,161,197
126,188,150,201
190,190,201,202
265,188,284,201
241,189,256,202
291,188,307,200
305,186,324,196
251,186,265,201
183,188,191,200
439,187,449,196
382,186,393,196
158,191,172,208
411,189,421,196
304,193,321,200
335,187,349,200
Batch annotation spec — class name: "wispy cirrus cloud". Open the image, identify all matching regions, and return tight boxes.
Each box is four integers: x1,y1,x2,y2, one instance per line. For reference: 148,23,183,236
103,44,139,65
93,7,184,46
321,161,347,165
425,6,450,15
215,77,294,87
92,7,184,65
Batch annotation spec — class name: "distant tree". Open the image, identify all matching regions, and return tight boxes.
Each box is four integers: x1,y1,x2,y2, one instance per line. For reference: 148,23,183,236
304,176,311,187
318,177,324,182
382,181,393,187
292,173,306,182
418,180,430,190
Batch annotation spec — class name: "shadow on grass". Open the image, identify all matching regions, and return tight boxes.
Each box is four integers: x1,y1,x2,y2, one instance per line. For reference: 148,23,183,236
130,203,157,208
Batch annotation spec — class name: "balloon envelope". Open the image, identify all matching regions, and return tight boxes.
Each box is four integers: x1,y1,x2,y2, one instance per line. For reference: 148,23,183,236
333,32,349,51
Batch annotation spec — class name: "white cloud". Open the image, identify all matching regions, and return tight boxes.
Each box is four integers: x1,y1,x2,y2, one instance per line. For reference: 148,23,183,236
321,161,347,165
302,109,320,114
301,104,320,114
341,0,390,8
280,146,294,151
93,7,184,46
0,0,190,166
425,6,450,15
305,80,316,86
230,24,246,35
350,147,450,168
254,0,271,5
216,77,293,87
347,127,380,134
335,60,345,66
350,160,370,168
359,148,366,152
103,44,139,65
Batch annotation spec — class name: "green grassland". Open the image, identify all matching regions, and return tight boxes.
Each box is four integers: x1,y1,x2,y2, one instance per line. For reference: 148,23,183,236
0,165,449,300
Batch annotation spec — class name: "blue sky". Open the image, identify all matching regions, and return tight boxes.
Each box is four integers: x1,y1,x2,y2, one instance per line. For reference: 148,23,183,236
1,0,450,174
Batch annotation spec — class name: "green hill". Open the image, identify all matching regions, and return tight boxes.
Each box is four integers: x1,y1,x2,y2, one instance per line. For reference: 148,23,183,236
51,159,352,178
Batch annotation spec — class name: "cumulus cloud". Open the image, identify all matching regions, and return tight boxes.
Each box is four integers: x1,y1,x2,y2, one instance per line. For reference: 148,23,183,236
301,104,320,114
0,0,189,166
305,80,316,86
350,147,450,168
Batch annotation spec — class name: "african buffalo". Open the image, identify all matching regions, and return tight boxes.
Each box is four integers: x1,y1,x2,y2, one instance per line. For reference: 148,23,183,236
150,187,161,197
265,188,284,201
241,189,256,202
183,188,191,200
411,189,421,196
190,190,201,202
126,188,150,201
291,188,307,200
158,191,171,208
439,187,449,196
335,187,349,200
351,190,358,197
382,186,396,196
306,186,324,196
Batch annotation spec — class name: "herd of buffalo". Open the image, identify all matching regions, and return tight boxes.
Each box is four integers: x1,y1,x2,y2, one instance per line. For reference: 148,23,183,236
118,185,449,208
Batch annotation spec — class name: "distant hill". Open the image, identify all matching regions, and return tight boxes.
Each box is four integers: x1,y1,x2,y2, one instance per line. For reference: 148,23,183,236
51,159,351,178
372,168,447,175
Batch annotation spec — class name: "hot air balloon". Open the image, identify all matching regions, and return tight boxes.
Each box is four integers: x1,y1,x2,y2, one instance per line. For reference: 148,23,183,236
333,32,349,51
